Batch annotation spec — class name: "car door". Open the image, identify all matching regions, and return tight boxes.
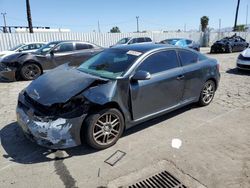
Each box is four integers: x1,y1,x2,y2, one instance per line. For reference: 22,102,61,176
130,50,185,120
50,42,75,68
178,49,204,102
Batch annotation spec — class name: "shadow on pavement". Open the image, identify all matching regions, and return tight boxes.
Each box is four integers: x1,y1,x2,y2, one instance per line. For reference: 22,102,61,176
0,104,197,165
226,68,250,76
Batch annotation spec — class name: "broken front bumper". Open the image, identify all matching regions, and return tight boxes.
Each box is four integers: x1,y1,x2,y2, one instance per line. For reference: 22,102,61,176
16,106,87,149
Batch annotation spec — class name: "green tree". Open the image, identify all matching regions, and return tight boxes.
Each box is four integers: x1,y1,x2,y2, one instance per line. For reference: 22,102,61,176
110,26,121,33
26,0,33,33
234,24,247,31
200,16,209,32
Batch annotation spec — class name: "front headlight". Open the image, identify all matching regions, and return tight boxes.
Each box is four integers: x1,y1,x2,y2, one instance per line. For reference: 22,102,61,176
57,94,90,118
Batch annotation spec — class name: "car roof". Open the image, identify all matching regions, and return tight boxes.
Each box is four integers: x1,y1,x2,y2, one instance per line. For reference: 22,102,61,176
111,43,179,53
164,38,192,41
23,42,46,45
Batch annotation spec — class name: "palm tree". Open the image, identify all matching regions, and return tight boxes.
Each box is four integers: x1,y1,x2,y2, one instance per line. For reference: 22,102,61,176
200,16,209,32
234,0,241,31
26,0,33,33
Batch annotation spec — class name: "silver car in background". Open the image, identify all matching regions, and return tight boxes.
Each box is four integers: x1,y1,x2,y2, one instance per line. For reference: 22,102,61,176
237,47,250,70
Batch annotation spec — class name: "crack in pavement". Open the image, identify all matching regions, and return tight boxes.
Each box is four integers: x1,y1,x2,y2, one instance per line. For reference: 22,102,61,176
54,151,78,188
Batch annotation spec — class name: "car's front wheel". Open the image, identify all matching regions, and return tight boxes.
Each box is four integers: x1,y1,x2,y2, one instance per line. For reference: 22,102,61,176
199,80,216,106
20,63,42,80
84,108,124,149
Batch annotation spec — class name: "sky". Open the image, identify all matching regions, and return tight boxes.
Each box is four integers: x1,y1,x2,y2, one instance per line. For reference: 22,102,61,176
0,0,250,32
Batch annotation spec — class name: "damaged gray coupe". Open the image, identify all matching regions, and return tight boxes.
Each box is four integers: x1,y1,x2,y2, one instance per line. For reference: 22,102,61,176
16,44,220,149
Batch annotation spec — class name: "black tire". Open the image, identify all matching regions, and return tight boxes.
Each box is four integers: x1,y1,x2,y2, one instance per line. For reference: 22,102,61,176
20,63,42,80
198,80,216,106
84,108,124,150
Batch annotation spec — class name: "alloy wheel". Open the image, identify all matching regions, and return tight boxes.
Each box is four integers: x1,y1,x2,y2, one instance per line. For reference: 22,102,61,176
93,113,121,146
202,81,215,104
22,64,41,80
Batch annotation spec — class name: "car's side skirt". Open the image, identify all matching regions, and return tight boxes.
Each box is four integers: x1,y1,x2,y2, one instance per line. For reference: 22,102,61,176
126,97,198,129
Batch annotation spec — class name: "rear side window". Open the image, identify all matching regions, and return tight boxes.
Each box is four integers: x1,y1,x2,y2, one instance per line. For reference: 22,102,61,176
137,38,145,43
35,44,44,49
186,40,192,45
76,43,90,50
178,50,198,66
137,50,179,74
145,37,152,42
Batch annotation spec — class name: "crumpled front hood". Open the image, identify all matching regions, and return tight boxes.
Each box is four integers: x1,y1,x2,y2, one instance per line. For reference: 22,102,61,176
1,52,29,63
26,65,108,106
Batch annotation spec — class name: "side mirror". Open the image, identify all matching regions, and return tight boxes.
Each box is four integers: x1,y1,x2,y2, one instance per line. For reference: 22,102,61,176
132,70,151,81
50,50,54,55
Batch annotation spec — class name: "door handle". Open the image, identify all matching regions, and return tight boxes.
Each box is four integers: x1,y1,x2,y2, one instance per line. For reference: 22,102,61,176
177,75,185,80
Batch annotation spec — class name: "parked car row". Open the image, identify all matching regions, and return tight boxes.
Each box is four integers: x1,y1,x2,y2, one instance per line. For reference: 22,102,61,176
0,37,202,81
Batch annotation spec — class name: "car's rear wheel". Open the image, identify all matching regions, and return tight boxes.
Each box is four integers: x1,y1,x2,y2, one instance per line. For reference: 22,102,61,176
199,80,216,106
84,108,124,149
20,63,42,80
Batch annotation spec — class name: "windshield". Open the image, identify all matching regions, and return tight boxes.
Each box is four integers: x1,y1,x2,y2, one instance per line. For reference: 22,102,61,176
116,38,131,45
78,49,142,79
35,42,59,54
9,44,24,51
164,39,179,45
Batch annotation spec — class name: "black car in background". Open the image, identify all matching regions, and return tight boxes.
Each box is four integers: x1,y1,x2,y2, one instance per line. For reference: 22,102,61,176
159,38,200,51
16,44,220,149
0,41,103,81
210,35,249,53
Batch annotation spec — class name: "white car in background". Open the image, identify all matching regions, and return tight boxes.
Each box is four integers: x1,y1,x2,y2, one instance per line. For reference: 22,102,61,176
237,47,250,70
0,42,46,60
111,37,153,47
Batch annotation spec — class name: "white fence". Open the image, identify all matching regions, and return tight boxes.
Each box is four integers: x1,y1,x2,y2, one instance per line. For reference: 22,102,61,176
0,32,202,51
0,31,249,51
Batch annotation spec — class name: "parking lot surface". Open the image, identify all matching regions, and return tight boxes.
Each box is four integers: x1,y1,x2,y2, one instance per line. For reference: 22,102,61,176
0,48,249,188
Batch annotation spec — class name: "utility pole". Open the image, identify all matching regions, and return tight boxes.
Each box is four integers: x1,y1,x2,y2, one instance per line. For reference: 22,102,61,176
1,12,7,33
234,0,241,31
246,4,249,29
26,0,33,33
136,16,139,32
219,19,221,39
98,20,101,33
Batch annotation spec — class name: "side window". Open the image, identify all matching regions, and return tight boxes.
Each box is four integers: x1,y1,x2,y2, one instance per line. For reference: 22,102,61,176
178,50,198,66
176,40,186,47
28,44,37,50
87,44,94,49
54,43,74,53
130,38,137,44
137,50,179,74
145,37,152,42
186,40,192,45
19,45,30,51
137,38,145,43
76,43,90,50
35,44,44,49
